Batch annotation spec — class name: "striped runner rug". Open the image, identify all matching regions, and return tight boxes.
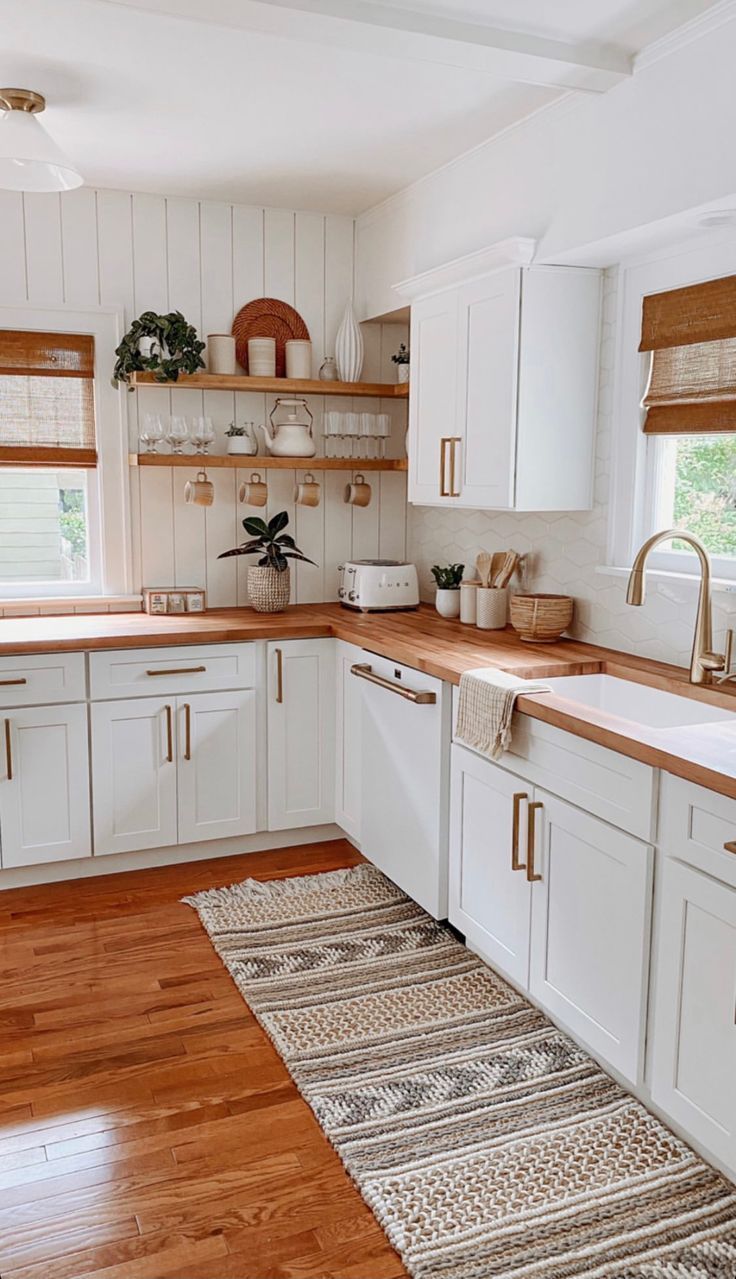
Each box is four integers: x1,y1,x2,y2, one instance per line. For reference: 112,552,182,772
185,863,736,1279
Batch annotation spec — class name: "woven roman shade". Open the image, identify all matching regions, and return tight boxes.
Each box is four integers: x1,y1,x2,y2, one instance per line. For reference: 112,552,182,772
640,275,736,435
0,330,97,466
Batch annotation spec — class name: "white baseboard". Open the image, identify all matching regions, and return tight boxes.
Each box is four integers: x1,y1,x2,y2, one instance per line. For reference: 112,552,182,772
0,824,345,891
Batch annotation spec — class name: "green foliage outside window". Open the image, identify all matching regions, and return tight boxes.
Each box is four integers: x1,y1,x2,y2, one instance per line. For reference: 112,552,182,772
59,487,87,559
671,435,736,556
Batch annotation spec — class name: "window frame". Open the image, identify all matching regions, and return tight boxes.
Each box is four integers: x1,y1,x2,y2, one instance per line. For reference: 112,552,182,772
0,305,132,601
609,232,736,585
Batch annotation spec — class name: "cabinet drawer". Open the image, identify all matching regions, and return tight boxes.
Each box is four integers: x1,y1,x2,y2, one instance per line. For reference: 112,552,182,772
453,689,655,839
0,652,86,708
89,643,256,700
659,774,736,889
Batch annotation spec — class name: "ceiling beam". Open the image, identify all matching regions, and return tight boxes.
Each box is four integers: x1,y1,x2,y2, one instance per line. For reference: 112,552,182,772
102,0,633,92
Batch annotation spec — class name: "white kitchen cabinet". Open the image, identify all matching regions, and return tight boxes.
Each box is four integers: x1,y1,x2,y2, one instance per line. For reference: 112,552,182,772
91,697,178,856
177,691,256,844
650,858,736,1172
449,744,531,986
448,744,653,1083
335,640,364,843
0,702,91,868
403,250,601,511
267,639,335,830
528,790,654,1083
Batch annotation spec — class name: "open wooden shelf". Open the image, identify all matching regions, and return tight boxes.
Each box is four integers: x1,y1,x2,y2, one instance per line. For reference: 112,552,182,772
130,453,408,472
130,372,409,399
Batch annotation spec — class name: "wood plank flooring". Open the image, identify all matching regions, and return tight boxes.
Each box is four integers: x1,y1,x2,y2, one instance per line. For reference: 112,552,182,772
0,843,407,1279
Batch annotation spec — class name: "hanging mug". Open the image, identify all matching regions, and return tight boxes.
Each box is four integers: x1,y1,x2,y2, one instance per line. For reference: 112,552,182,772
184,470,214,507
294,472,321,507
238,473,268,506
344,473,372,507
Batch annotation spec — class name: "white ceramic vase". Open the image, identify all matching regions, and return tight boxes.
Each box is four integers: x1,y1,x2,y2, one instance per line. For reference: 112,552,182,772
335,303,364,383
397,363,410,384
435,588,461,619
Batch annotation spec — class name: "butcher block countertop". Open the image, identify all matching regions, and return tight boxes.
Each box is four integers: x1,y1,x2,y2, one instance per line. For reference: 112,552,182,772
2,602,736,799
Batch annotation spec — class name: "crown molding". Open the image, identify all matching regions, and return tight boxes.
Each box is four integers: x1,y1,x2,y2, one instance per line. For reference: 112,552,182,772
635,0,736,71
394,238,537,300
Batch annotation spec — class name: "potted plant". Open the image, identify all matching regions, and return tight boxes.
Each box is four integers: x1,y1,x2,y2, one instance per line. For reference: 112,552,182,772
391,342,410,384
431,563,464,619
225,422,257,456
113,311,206,386
218,511,315,613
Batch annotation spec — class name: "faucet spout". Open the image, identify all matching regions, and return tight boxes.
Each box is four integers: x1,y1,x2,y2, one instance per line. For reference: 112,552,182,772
626,529,724,685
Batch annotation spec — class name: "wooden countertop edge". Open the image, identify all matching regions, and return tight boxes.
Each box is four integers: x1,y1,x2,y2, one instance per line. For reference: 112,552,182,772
1,603,735,800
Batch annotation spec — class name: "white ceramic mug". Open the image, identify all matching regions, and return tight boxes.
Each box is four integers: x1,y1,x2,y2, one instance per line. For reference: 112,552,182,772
247,337,276,377
344,474,371,507
184,470,214,507
285,340,312,379
294,472,320,507
238,473,268,506
207,334,236,375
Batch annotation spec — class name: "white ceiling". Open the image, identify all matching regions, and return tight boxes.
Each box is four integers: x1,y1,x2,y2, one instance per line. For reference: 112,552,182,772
0,0,719,215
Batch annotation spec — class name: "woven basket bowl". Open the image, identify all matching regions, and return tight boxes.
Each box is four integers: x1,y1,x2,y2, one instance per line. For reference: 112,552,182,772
248,566,291,613
509,593,574,643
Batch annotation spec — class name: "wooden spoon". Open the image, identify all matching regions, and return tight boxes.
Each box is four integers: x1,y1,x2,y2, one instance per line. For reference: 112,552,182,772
476,550,492,588
490,551,506,585
494,550,519,589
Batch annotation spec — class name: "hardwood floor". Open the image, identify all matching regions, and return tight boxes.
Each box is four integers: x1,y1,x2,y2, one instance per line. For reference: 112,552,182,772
0,842,407,1279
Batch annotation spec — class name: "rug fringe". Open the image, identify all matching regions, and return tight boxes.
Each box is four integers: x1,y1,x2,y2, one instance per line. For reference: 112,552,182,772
182,862,377,911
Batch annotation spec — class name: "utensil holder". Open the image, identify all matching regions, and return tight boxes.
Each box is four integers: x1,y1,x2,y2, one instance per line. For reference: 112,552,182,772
476,587,507,630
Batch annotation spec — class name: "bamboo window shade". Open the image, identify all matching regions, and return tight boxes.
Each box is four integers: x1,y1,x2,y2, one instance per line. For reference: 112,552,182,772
640,274,736,435
0,330,97,466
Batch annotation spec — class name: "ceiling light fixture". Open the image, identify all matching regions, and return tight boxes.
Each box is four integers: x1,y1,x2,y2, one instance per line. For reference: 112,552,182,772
0,89,82,192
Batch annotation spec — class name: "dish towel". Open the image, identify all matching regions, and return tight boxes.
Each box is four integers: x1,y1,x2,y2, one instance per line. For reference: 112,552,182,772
455,667,551,760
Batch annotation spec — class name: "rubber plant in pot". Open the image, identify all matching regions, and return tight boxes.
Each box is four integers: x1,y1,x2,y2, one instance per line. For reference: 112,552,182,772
431,562,464,619
218,511,315,613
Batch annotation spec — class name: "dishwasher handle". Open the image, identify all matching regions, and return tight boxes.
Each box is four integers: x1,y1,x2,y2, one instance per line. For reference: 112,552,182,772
350,663,436,704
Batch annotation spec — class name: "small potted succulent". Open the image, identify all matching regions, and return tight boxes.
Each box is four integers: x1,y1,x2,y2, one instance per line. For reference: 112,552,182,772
113,311,205,385
218,511,315,613
225,421,257,456
431,563,464,619
391,342,410,384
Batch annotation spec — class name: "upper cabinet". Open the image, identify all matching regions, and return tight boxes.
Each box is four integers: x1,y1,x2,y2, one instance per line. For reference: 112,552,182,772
397,240,602,511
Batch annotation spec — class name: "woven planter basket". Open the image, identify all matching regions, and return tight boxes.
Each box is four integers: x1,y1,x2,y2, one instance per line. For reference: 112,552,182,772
248,566,291,613
509,593,573,643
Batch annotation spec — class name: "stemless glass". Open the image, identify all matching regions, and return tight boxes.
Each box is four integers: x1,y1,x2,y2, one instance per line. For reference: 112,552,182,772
192,415,215,455
167,415,190,455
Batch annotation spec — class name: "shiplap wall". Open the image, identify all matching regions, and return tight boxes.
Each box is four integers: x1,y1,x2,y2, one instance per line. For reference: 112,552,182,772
0,187,408,607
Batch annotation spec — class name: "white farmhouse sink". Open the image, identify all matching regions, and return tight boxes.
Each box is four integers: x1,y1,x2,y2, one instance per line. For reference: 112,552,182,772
541,674,736,731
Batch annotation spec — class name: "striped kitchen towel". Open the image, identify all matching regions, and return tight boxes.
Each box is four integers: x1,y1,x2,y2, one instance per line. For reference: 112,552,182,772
455,667,551,759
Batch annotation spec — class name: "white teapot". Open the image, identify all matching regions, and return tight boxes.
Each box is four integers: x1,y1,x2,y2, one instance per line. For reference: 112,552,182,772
260,397,316,458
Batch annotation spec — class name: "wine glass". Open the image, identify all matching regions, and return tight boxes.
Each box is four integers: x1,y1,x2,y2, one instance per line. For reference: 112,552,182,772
140,412,164,454
376,413,391,460
167,415,190,455
192,415,215,455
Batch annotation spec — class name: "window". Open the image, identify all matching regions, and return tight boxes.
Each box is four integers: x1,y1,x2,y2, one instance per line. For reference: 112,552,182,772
0,467,100,592
647,434,736,572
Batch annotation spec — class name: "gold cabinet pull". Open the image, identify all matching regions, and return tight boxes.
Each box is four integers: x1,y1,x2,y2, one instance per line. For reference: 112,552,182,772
724,840,736,856
275,648,283,704
164,704,173,763
183,703,191,761
3,718,11,781
449,437,461,497
146,666,206,677
0,677,26,687
351,663,436,704
511,792,528,871
526,801,544,882
439,438,450,497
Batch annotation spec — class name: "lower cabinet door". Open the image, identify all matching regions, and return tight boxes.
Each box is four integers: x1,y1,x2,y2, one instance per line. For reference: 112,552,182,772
177,690,256,844
335,640,364,843
0,702,91,868
449,744,532,987
91,697,177,856
529,790,653,1083
267,640,335,830
650,859,736,1173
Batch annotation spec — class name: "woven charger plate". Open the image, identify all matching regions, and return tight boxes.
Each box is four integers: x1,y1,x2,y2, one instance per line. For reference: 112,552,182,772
232,298,310,377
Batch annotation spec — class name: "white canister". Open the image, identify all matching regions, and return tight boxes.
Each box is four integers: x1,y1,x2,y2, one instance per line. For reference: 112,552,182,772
285,339,312,379
476,587,508,630
207,334,236,375
248,337,276,377
459,580,480,625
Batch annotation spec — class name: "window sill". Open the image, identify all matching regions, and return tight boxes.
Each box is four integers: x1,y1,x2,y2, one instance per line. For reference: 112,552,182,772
0,595,142,617
595,565,736,598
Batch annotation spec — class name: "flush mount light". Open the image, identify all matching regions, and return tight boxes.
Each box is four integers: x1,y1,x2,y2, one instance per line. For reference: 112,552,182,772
0,89,82,192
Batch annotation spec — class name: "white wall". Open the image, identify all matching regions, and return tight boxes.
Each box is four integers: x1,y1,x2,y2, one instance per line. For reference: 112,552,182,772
356,7,736,318
0,188,408,611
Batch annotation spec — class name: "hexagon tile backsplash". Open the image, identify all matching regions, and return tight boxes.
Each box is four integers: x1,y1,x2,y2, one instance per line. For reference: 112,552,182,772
408,268,736,670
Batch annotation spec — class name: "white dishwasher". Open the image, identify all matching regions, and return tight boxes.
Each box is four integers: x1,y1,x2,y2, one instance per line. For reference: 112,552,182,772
351,653,450,919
